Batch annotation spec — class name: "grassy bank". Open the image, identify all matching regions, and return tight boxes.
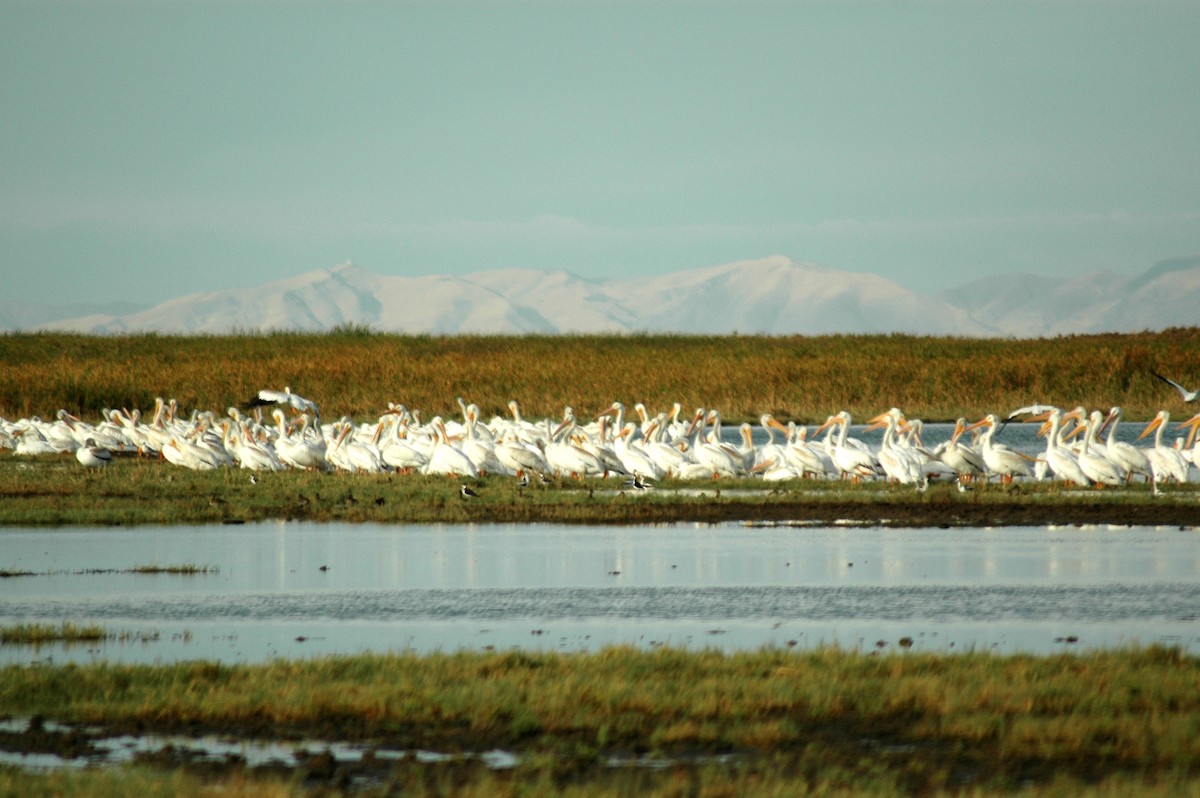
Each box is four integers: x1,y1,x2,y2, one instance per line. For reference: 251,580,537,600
2,329,1198,424
1,450,1196,527
1,646,1198,795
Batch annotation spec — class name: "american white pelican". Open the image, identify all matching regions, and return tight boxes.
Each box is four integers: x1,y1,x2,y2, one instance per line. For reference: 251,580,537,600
686,409,744,479
865,409,924,487
494,435,551,478
56,410,127,451
1139,411,1190,483
964,414,1036,484
458,412,511,476
1101,407,1154,483
577,417,628,477
611,423,665,481
1153,372,1199,403
229,421,286,471
544,412,605,478
1178,412,1200,467
272,411,328,470
244,386,320,417
924,418,986,483
638,418,690,477
75,438,113,470
325,421,386,473
14,427,59,456
1031,409,1090,487
377,418,428,473
772,420,835,478
1070,410,1126,487
162,435,223,471
814,411,881,481
422,418,480,478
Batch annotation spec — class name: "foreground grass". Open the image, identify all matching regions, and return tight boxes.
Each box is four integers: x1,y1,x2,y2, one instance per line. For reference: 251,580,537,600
2,329,1198,424
1,647,1199,795
1,450,1196,527
4,764,1200,798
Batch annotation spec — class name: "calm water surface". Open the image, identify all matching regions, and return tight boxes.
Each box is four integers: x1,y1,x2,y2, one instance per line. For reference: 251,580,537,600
2,522,1198,664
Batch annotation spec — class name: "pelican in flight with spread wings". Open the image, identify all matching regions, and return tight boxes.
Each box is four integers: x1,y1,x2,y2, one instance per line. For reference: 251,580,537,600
244,386,319,417
1153,372,1199,403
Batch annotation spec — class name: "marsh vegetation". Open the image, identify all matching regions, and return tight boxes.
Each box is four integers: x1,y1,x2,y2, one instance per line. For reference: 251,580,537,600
2,329,1197,424
1,646,1199,795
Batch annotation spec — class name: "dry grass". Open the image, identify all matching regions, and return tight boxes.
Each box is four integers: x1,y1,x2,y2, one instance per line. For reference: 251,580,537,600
2,328,1197,424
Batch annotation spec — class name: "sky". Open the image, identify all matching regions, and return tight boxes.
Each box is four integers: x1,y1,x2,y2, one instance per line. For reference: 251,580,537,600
3,0,1199,308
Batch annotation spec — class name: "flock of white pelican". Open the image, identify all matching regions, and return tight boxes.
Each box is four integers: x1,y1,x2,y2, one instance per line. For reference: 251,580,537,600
2,391,1199,491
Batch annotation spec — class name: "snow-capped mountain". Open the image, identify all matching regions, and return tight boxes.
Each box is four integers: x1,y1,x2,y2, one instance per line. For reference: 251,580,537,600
25,255,1200,336
939,256,1200,336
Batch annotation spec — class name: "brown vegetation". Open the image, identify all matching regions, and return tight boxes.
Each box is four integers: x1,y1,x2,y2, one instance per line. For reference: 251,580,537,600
2,328,1197,423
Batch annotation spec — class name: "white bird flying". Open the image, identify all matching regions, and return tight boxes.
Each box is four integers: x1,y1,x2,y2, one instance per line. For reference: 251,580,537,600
244,386,320,417
1153,372,1199,403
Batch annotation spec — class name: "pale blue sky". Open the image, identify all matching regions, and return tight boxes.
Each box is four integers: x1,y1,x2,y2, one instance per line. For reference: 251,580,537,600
3,0,1199,307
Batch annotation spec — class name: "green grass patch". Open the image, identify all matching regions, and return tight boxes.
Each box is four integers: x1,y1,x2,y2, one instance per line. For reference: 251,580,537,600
129,563,216,575
0,450,1195,527
0,622,107,645
1,647,1198,794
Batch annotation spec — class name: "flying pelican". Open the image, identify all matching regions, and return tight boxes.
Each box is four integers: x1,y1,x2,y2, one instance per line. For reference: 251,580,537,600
244,386,320,417
1153,372,1199,403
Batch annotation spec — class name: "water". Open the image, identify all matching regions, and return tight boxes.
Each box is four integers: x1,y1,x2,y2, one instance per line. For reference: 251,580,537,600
2,521,1198,664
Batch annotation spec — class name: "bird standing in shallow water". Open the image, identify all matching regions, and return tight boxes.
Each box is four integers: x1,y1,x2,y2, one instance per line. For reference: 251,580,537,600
460,484,480,499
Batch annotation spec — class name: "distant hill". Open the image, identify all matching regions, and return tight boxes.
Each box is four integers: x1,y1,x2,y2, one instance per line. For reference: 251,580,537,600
23,255,1200,337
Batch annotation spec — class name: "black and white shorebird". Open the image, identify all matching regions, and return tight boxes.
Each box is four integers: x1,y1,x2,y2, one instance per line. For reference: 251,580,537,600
460,484,480,499
623,474,655,491
75,438,113,470
1153,372,1199,403
243,386,320,417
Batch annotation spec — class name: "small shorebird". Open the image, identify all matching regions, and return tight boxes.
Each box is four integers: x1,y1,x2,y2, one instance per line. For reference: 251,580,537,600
460,484,480,499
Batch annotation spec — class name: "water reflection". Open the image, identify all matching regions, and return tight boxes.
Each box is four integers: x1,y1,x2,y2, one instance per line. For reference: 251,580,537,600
1,522,1197,664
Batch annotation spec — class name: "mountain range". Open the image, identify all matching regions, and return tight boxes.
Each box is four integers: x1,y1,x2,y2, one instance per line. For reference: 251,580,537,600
14,255,1200,337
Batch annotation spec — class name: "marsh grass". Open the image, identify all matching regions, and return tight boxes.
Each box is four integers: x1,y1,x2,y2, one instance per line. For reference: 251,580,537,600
0,622,106,645
3,763,1199,798
1,647,1198,794
2,329,1197,423
1,450,1193,526
129,563,215,575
